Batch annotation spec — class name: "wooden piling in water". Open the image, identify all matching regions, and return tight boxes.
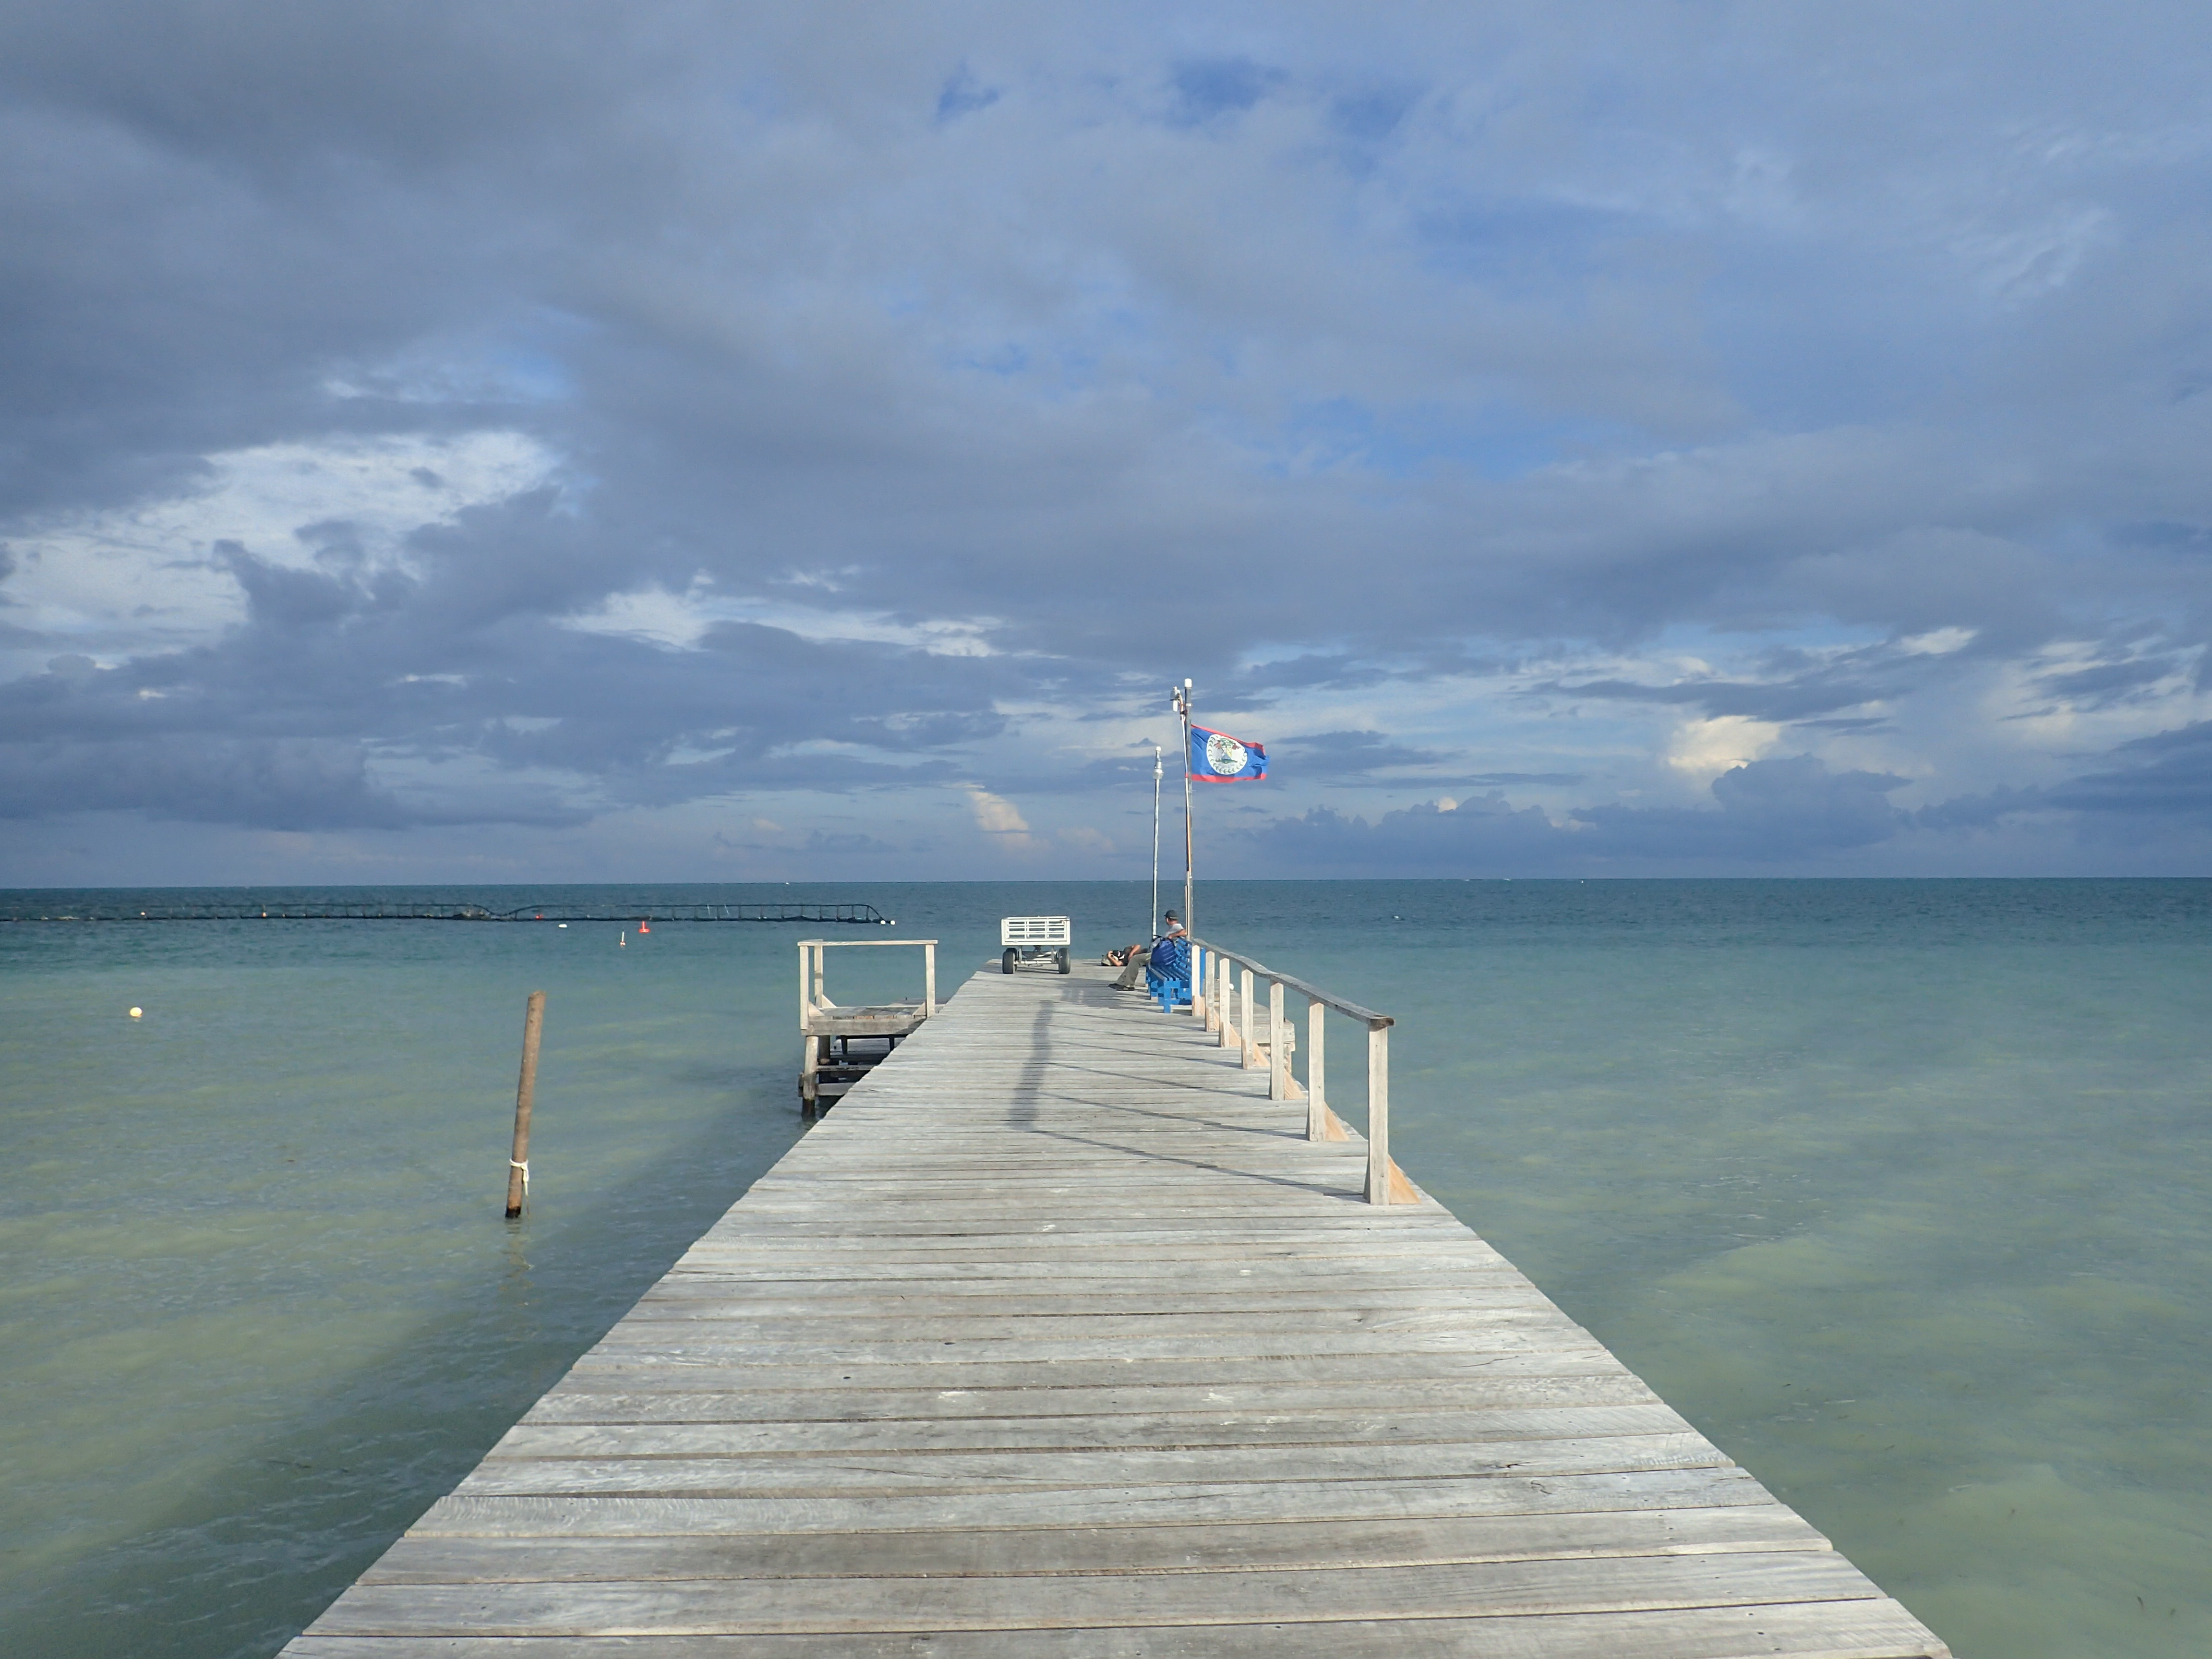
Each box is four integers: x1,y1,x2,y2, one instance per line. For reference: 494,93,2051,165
503,990,545,1219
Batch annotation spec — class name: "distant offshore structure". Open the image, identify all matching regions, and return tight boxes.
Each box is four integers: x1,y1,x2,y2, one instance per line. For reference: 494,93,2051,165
0,899,894,925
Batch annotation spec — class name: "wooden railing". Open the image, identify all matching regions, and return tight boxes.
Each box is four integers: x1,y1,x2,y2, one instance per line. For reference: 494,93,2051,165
797,938,938,1025
1185,936,1417,1205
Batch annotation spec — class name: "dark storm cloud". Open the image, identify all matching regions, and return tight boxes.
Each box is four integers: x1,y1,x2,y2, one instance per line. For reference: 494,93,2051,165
1251,754,1916,875
2046,721,2212,815
0,506,1022,825
1875,719,2212,836
1247,718,2212,877
1256,728,1580,789
1277,730,1445,777
1543,632,2003,725
1574,757,1912,859
7,2,2212,874
1234,655,1396,694
1554,673,1887,723
2030,654,2186,711
0,736,586,830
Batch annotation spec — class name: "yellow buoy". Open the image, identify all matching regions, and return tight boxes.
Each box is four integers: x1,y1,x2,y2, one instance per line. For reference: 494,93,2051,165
129,1007,143,1019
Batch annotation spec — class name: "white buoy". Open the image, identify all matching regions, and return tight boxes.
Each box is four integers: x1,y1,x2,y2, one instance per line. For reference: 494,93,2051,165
128,1007,143,1019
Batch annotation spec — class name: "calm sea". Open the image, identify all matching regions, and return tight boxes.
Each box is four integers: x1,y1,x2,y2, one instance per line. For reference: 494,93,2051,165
1,880,2206,1657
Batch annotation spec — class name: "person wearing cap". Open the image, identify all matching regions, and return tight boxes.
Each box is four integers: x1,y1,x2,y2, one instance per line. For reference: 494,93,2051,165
1144,912,1192,1009
1114,910,1185,990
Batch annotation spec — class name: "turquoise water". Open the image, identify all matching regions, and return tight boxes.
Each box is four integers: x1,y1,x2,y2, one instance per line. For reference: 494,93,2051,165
1,880,2206,1656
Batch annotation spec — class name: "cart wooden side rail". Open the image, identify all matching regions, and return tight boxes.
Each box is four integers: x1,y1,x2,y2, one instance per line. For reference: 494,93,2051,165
1185,934,1415,1205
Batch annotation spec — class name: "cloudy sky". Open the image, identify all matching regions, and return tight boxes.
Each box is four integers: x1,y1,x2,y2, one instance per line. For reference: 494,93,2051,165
6,1,2212,883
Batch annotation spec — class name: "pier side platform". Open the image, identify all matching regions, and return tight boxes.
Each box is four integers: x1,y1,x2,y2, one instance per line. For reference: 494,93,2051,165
284,963,1948,1657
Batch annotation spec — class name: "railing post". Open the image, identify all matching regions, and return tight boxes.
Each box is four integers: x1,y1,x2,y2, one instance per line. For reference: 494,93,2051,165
1216,957,1233,1047
1190,945,1204,1017
1241,967,1259,1068
924,942,937,1016
1306,996,1328,1140
797,941,812,1028
1365,1021,1391,1203
1268,978,1286,1100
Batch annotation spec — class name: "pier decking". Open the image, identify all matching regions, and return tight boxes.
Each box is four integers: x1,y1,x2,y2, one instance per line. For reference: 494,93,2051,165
286,963,1948,1656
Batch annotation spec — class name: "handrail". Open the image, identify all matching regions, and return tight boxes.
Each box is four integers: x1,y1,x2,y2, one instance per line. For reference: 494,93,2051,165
1182,937,1391,1027
1184,934,1415,1206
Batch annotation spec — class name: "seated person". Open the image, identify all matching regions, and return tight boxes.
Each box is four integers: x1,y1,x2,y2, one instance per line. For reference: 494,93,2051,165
1144,929,1191,1003
1115,910,1184,989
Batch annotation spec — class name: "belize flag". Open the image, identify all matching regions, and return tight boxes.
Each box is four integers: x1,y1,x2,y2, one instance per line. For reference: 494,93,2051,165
1188,723,1267,782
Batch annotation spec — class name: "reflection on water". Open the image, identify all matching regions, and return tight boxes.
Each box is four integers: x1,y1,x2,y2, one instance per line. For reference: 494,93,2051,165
1,880,2207,1658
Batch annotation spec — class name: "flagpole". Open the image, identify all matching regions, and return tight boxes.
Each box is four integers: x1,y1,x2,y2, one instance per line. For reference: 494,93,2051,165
1176,679,1195,934
1149,744,1162,938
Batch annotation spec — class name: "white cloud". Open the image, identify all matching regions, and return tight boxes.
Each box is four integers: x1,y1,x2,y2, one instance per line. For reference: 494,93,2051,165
1666,715,1780,781
560,579,1001,656
1898,627,1976,656
2,431,556,661
963,784,1036,850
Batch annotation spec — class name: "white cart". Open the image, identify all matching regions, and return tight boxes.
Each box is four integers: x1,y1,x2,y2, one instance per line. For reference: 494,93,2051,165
1000,915,1072,974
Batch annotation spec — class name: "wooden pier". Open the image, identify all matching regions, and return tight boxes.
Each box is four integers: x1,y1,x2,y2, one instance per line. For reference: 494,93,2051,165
284,960,1948,1657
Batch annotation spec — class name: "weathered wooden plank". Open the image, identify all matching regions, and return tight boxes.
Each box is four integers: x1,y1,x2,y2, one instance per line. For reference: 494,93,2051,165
362,1504,1829,1584
558,1351,1625,1394
524,1373,1662,1423
409,1466,1793,1538
646,1274,1530,1300
601,1305,1568,1340
627,1288,1559,1319
485,1403,1694,1460
288,1597,1948,1657
579,1321,1601,1364
687,1213,1469,1238
312,1551,1884,1635
450,1434,1734,1498
557,1351,1634,1393
672,1237,1491,1261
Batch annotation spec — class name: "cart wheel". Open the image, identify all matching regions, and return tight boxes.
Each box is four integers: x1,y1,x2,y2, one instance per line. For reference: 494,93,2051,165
1002,948,1018,974
1056,948,1070,974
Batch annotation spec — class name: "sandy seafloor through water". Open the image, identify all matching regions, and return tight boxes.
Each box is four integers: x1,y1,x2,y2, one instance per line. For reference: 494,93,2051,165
0,878,2207,1658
